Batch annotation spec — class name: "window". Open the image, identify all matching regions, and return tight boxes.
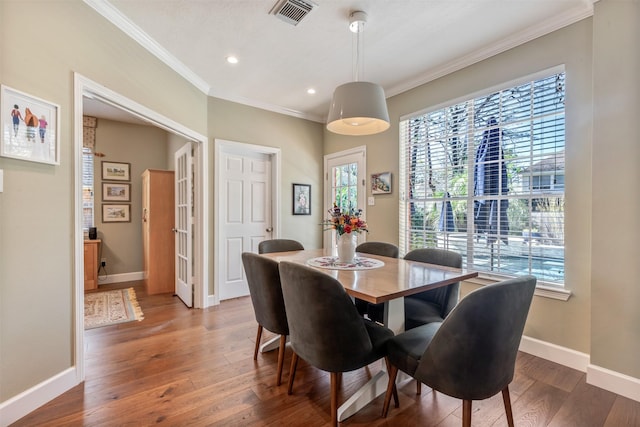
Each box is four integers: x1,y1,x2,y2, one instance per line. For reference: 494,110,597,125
400,70,565,285
82,147,94,230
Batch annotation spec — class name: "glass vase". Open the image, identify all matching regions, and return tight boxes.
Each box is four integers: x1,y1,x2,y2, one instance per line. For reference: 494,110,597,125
337,232,357,263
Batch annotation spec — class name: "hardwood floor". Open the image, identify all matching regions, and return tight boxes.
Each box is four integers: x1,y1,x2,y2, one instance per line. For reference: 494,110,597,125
13,280,640,426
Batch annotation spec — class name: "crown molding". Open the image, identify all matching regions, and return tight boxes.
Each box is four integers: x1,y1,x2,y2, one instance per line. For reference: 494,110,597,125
385,2,596,99
83,0,210,94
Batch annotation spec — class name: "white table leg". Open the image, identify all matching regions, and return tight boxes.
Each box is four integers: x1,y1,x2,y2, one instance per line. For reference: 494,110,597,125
259,335,288,353
337,297,406,421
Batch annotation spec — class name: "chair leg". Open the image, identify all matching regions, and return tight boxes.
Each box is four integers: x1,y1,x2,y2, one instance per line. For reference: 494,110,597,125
287,352,299,395
276,334,287,386
253,325,263,360
462,400,472,427
383,357,399,408
382,365,399,417
416,381,421,395
331,372,339,427
502,386,515,427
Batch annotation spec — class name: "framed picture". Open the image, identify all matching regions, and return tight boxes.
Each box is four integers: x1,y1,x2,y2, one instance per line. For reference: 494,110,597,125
102,182,131,202
292,183,311,215
371,172,392,194
102,204,131,223
1,85,60,165
102,161,131,181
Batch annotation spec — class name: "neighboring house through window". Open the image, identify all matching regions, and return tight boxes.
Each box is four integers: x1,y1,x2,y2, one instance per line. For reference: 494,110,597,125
399,68,565,285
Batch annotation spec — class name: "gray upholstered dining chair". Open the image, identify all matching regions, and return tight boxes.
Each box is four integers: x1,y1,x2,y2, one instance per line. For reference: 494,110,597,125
382,275,537,427
354,242,399,319
258,238,304,254
403,248,463,330
241,252,290,386
278,261,397,426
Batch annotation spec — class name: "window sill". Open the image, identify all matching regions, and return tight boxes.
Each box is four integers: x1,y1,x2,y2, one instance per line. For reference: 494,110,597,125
465,275,571,301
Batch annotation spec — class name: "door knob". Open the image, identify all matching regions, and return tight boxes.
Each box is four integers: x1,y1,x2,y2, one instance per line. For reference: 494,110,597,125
266,227,273,232
171,228,178,233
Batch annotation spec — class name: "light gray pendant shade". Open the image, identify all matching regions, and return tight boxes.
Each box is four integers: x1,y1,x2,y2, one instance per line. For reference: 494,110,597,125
326,10,390,136
326,81,390,136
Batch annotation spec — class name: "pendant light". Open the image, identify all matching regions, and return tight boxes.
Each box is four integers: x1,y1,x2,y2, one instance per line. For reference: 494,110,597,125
326,11,390,136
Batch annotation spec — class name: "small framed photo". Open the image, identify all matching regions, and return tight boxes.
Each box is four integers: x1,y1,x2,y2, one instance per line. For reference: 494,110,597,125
292,183,311,215
1,85,60,165
102,182,131,202
102,204,131,223
371,172,392,194
102,161,131,181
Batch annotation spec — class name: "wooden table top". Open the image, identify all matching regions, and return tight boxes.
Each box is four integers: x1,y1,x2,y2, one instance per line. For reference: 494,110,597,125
260,248,478,304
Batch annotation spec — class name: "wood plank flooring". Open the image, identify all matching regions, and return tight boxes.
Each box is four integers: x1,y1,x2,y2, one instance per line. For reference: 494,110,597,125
12,280,640,426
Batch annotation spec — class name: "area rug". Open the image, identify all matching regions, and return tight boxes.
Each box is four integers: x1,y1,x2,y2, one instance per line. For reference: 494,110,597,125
84,288,144,330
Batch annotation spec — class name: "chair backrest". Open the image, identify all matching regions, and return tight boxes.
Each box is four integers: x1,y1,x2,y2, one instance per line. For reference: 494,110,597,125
241,253,289,336
415,275,536,400
404,248,463,316
278,261,374,372
258,239,304,254
356,241,399,258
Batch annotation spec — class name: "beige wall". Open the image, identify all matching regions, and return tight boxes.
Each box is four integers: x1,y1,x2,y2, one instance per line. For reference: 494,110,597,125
93,119,170,275
325,0,640,381
591,0,640,376
2,0,639,416
326,18,594,355
208,97,324,252
0,1,206,401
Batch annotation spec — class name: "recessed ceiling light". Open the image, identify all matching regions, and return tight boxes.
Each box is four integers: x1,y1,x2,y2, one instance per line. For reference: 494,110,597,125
307,88,316,95
226,56,239,64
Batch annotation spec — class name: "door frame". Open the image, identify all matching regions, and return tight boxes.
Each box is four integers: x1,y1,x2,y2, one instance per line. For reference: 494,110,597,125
213,139,281,306
73,73,210,382
323,145,367,250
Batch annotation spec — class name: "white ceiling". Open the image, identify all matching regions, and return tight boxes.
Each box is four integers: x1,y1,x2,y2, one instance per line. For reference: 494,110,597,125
84,0,595,124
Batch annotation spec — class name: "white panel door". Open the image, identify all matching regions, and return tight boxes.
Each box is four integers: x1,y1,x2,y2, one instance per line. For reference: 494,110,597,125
174,143,193,307
219,150,271,300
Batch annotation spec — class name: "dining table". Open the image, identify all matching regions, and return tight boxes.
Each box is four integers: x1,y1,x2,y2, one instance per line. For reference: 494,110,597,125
259,248,479,422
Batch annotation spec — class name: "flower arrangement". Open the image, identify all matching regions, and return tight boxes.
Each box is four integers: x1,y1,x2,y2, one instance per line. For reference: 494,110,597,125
322,204,368,236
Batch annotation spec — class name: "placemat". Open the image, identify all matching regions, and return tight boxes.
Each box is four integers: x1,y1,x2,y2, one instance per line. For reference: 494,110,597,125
306,256,385,270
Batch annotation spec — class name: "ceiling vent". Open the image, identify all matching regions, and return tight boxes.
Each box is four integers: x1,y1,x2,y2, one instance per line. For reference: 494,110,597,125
271,0,317,26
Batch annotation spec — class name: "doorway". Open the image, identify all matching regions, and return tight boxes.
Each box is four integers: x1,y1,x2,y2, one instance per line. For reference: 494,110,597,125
73,73,209,381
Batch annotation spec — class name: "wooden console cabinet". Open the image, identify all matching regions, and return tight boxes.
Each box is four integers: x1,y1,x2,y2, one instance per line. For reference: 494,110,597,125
141,169,175,295
84,239,101,291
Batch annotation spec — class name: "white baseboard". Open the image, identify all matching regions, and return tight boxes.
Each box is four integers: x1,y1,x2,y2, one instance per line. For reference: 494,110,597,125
96,271,144,285
588,364,640,403
4,330,638,426
0,367,79,427
519,335,590,372
520,335,640,403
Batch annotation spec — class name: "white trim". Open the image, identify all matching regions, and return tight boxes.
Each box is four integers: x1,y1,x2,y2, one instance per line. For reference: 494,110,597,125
400,64,566,122
96,271,145,285
588,365,640,403
465,276,572,301
387,4,593,101
520,335,590,372
0,368,76,427
213,139,281,306
82,0,323,123
73,73,209,390
83,0,209,94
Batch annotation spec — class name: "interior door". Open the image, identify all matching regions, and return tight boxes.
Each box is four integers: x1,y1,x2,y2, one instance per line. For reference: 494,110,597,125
324,147,367,250
219,149,272,300
174,143,193,307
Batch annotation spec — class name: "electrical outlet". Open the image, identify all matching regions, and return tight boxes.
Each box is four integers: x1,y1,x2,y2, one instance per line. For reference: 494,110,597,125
101,258,107,267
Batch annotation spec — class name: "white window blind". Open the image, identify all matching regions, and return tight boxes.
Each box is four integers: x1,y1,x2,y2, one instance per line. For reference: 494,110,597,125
400,71,565,285
82,148,94,230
